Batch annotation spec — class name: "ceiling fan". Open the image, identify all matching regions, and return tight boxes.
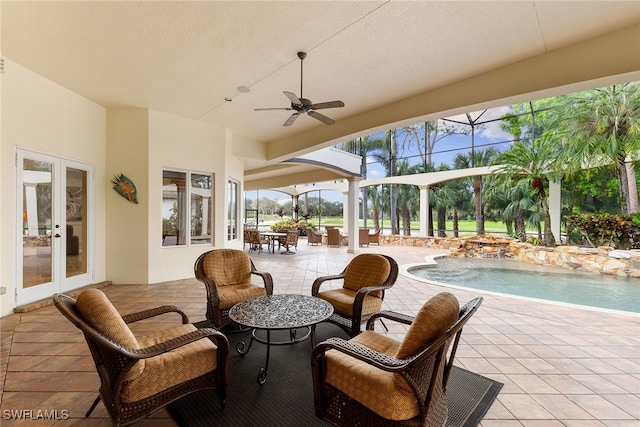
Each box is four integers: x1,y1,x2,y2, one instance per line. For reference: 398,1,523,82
254,51,344,126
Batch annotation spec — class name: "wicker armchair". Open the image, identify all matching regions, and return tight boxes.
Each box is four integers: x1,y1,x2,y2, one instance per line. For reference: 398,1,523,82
195,249,274,329
312,293,483,426
53,289,229,427
305,227,323,245
368,228,381,245
311,253,398,337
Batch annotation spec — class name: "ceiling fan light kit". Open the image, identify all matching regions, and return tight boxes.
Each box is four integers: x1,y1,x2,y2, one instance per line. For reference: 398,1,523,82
255,51,344,126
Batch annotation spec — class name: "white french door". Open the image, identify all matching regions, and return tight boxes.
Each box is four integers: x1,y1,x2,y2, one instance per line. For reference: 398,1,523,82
16,149,94,306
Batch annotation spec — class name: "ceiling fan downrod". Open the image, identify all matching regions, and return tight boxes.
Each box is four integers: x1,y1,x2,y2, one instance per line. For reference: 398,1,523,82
298,51,306,100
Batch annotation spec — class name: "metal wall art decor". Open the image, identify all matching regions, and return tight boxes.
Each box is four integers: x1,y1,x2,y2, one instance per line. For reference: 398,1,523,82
110,173,138,204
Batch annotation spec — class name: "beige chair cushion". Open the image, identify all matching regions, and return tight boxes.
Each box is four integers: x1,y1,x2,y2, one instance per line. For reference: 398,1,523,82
75,289,144,378
121,324,218,403
395,292,459,360
202,249,252,286
343,254,390,298
325,331,416,421
217,283,267,310
317,288,382,317
76,289,140,350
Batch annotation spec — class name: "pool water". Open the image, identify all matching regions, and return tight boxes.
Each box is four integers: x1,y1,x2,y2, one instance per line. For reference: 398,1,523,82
408,257,640,313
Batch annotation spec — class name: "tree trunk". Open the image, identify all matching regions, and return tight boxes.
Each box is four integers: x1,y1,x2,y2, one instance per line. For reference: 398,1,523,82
402,208,411,235
453,209,459,238
515,211,526,240
437,207,447,237
617,158,629,214
625,161,639,213
427,206,434,236
473,177,484,234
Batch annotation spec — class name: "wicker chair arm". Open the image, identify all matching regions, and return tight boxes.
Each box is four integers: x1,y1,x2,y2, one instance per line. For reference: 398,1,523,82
316,337,416,372
366,310,414,330
129,327,229,359
251,270,274,295
311,274,345,296
121,305,189,325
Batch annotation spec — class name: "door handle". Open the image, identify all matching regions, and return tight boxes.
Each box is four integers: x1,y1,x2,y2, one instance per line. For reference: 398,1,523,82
54,234,61,238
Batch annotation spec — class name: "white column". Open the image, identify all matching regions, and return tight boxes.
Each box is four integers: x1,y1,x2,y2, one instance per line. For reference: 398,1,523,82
346,177,360,253
549,179,561,244
342,192,349,233
419,186,429,237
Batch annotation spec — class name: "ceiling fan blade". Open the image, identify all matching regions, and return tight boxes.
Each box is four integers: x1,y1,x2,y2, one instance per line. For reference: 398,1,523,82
283,91,303,107
308,110,335,125
283,113,300,127
310,100,344,110
254,107,293,111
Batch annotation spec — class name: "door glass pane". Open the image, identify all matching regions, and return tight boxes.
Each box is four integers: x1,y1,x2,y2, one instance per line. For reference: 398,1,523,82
162,170,186,246
228,179,238,240
22,159,53,288
190,173,213,244
66,168,87,278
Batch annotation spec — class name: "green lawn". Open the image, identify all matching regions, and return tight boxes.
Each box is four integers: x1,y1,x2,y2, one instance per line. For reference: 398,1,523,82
260,215,514,235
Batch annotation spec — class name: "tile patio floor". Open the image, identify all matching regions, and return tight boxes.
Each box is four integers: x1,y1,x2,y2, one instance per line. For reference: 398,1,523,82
1,243,638,426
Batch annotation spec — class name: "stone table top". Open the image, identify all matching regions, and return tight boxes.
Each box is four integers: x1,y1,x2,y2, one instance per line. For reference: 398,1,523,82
229,294,333,330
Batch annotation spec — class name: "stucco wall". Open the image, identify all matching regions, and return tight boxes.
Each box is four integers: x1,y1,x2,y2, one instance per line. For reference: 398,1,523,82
0,59,107,317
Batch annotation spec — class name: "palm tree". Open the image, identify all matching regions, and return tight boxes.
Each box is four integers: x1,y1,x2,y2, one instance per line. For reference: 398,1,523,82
340,135,387,227
396,162,421,235
370,131,400,234
495,137,561,246
454,148,499,235
560,83,640,213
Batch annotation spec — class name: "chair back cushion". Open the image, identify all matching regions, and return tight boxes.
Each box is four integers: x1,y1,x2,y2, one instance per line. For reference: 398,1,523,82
202,249,252,286
343,254,391,298
395,292,459,360
75,289,140,351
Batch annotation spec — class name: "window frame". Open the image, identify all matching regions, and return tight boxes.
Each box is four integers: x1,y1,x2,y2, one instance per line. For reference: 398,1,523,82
161,168,214,247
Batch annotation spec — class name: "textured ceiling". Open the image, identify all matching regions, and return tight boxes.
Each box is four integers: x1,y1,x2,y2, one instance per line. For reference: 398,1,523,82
2,1,639,188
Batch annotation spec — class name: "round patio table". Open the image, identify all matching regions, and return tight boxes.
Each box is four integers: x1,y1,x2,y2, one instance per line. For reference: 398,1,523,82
229,294,333,384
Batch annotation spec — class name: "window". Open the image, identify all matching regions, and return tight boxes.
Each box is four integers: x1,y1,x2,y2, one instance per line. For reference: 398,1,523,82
227,179,239,240
162,170,213,246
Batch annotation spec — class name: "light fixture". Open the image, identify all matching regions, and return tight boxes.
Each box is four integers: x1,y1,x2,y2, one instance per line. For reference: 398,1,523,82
237,85,250,93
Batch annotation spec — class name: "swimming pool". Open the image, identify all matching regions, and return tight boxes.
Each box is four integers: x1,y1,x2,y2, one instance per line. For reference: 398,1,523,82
405,257,640,314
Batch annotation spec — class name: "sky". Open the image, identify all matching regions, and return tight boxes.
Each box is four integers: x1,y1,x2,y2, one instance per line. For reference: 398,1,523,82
246,105,517,204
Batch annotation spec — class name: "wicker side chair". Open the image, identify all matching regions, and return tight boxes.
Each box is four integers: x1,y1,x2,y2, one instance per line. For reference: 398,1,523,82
312,293,483,427
305,227,323,245
246,229,269,253
279,229,299,254
53,289,229,427
194,249,274,329
326,228,341,247
311,253,398,337
359,228,370,247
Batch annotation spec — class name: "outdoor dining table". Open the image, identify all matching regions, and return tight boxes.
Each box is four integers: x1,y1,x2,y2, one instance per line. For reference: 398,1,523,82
259,231,287,253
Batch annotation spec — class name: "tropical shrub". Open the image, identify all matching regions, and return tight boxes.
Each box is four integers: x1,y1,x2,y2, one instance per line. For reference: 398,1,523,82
566,213,640,249
270,220,312,235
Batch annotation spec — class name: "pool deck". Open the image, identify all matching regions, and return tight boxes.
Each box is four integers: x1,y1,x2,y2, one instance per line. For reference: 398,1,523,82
1,243,638,426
